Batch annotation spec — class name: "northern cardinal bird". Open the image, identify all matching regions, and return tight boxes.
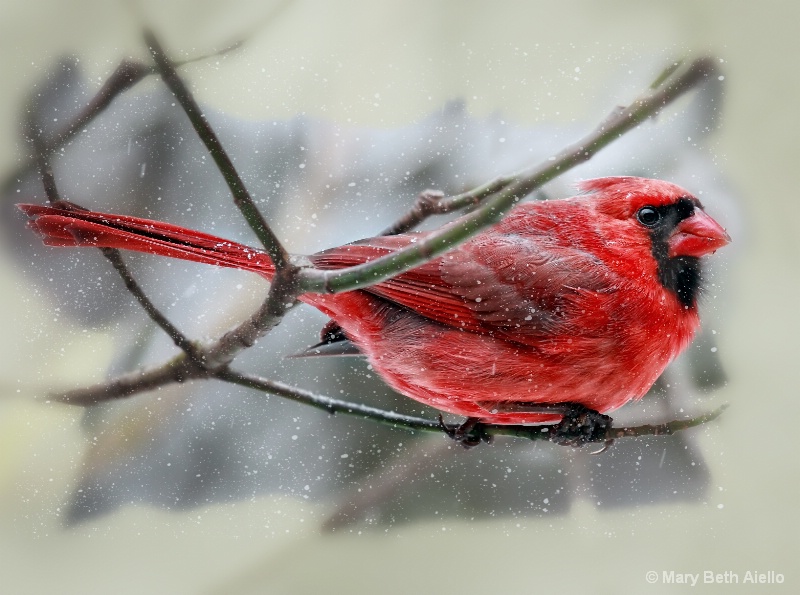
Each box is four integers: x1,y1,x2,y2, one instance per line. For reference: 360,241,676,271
18,177,729,433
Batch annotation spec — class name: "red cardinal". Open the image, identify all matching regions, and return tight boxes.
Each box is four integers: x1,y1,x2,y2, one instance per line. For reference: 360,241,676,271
18,177,729,432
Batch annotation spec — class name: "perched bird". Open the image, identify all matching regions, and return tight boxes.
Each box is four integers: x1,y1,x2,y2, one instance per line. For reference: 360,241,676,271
18,176,729,438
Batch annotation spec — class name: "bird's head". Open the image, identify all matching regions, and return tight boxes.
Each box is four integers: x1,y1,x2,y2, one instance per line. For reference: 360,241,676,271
578,176,730,308
579,176,730,259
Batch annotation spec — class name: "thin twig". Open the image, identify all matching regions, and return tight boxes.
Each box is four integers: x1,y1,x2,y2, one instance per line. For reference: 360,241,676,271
142,29,307,370
5,60,151,201
97,248,205,364
482,405,730,443
218,368,727,444
25,116,62,204
217,368,441,430
56,363,726,445
607,404,730,439
3,41,245,198
26,112,204,365
144,30,298,365
204,273,300,369
144,30,290,270
18,34,264,370
41,60,151,164
379,189,445,236
55,356,207,406
53,45,244,159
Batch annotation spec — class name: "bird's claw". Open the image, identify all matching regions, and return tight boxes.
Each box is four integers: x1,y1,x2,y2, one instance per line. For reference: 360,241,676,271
589,438,616,455
549,404,613,449
438,415,493,449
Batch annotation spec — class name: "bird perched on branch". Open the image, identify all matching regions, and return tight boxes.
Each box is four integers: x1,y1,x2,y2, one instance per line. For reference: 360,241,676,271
19,176,729,443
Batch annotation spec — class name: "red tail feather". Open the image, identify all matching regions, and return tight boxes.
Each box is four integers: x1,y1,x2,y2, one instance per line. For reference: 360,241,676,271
18,204,276,279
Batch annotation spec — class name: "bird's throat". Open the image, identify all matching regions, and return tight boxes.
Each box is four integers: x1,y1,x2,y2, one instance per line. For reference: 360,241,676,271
656,253,701,309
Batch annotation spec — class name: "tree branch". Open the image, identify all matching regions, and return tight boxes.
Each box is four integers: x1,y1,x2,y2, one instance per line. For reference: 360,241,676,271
2,41,244,199
216,368,440,429
97,248,205,364
203,271,301,369
217,368,728,445
55,356,207,406
144,30,291,271
143,30,301,367
26,109,204,365
56,363,726,447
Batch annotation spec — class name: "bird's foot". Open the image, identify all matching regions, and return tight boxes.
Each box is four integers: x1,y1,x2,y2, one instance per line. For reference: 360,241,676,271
438,415,493,449
549,403,613,449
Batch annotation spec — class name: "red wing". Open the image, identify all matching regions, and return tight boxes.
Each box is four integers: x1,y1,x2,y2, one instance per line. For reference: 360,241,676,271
311,231,619,345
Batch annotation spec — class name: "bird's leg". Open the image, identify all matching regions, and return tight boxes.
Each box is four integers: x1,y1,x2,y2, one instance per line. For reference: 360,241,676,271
438,415,493,449
546,403,613,448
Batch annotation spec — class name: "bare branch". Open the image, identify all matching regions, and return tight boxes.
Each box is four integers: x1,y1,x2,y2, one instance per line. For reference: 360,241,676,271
202,268,301,369
54,355,206,406
97,248,205,364
218,368,727,445
216,369,440,429
56,360,727,446
607,404,729,439
38,46,243,157
27,112,204,365
18,32,298,396
3,40,245,198
144,30,291,270
2,59,151,200
25,115,63,204
483,405,729,443
379,189,445,236
42,60,151,162
298,58,719,295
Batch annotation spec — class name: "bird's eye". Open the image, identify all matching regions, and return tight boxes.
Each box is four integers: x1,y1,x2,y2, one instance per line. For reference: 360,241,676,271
636,206,661,227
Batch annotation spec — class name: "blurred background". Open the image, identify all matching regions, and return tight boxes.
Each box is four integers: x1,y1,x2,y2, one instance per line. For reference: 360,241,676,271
0,0,796,593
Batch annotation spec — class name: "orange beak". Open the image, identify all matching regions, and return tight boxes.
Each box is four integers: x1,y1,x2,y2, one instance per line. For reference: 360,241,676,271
668,209,731,258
